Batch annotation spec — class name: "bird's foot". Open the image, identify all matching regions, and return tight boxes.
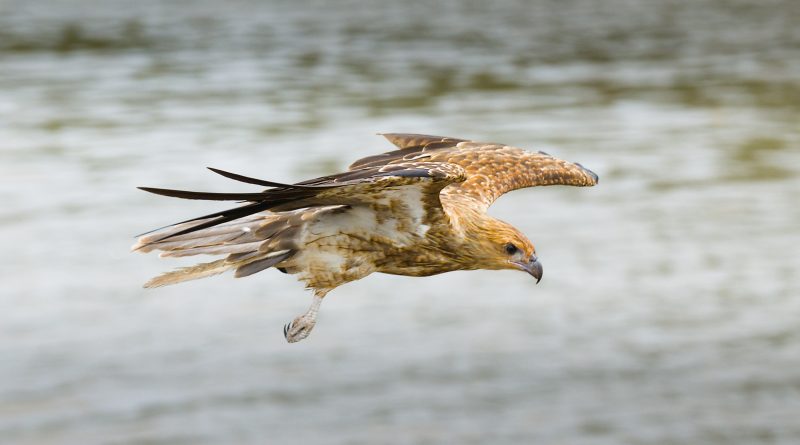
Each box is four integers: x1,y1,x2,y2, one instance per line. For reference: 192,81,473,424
284,315,317,343
283,293,324,344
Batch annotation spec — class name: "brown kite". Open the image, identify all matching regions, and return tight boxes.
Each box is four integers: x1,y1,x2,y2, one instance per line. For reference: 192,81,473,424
133,133,598,343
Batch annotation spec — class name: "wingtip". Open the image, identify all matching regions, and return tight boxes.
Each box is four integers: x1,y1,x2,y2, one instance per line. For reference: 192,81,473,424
575,163,599,185
137,186,165,194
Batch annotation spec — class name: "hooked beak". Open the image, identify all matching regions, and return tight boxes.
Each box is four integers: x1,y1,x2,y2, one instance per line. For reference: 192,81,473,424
513,256,543,283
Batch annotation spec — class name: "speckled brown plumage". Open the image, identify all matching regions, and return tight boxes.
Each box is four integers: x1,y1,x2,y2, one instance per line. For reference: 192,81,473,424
133,133,598,342
369,133,598,210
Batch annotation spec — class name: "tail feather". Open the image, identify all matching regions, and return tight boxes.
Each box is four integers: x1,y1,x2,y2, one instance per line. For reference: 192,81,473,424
133,216,266,252
140,231,243,253
135,169,334,287
144,259,231,288
160,240,265,258
135,210,310,287
234,250,294,278
144,248,296,287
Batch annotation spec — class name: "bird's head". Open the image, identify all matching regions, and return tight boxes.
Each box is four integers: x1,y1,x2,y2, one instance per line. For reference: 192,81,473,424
470,218,543,283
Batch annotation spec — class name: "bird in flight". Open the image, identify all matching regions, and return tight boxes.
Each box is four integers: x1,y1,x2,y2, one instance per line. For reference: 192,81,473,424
133,133,598,343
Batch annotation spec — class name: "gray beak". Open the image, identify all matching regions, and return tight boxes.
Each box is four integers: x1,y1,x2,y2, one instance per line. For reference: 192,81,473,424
515,256,543,283
526,256,543,283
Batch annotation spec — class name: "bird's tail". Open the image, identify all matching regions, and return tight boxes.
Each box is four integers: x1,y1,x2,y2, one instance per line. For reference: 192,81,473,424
143,258,230,288
133,212,300,287
142,250,293,288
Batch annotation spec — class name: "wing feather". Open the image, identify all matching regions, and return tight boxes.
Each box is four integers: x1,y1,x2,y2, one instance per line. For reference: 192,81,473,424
348,134,467,170
136,162,466,246
350,133,598,210
432,143,598,209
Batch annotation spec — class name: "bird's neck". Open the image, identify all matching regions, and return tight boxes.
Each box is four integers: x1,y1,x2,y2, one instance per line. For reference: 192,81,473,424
444,210,502,266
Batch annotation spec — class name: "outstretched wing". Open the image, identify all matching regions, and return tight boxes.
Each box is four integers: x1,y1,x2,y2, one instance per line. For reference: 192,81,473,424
350,133,598,210
136,161,466,245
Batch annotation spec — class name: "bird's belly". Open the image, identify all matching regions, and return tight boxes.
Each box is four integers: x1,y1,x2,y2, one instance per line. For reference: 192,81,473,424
375,250,460,277
285,235,382,289
378,266,452,277
283,204,445,288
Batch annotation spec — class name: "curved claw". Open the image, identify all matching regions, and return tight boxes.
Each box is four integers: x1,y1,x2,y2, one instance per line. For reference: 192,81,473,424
284,317,315,343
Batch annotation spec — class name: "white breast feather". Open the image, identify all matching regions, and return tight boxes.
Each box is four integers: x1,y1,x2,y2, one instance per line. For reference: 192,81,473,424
306,186,429,247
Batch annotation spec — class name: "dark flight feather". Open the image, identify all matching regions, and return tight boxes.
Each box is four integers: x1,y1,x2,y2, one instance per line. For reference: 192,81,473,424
206,167,322,189
159,202,273,241
234,250,295,278
134,200,266,239
137,187,270,201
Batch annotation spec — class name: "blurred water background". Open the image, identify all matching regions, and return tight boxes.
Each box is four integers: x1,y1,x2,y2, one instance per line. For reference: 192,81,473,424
1,0,799,444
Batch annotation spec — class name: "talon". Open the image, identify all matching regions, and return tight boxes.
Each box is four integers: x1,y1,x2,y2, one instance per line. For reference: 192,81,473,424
284,295,323,344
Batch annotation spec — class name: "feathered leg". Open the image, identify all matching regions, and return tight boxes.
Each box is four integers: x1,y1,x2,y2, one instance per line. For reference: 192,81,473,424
284,290,328,343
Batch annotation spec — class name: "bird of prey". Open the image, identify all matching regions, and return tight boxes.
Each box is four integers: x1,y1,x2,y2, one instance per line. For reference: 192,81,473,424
133,133,598,343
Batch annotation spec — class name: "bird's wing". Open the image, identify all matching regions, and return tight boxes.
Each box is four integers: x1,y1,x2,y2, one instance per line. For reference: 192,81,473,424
349,133,598,210
136,161,466,245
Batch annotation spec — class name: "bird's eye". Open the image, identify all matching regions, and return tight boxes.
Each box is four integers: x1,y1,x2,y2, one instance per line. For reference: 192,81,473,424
504,243,518,255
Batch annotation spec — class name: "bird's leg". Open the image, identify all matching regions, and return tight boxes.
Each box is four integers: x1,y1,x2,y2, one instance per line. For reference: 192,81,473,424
284,290,327,343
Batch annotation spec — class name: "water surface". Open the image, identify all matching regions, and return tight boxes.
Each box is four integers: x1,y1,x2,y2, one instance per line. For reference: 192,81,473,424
1,1,799,444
